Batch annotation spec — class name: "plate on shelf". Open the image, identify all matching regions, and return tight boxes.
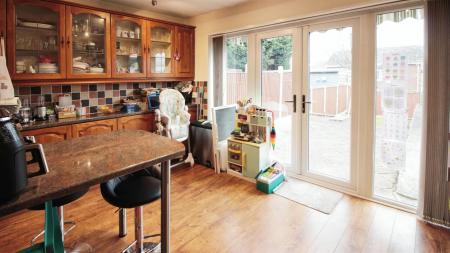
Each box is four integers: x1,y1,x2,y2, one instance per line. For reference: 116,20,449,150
18,20,55,30
90,67,104,73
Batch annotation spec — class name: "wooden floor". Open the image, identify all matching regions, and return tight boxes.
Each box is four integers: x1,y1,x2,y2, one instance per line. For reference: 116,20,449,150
0,165,449,253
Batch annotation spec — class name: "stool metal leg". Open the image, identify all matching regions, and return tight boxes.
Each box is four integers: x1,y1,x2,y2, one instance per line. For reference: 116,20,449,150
135,207,144,252
121,206,160,253
119,208,127,237
58,206,65,243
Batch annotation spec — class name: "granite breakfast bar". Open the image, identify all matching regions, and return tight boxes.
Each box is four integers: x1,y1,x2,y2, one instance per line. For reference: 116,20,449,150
0,130,185,253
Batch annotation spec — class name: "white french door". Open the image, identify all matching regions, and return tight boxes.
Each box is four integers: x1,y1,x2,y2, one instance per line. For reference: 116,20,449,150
300,19,360,189
255,28,301,172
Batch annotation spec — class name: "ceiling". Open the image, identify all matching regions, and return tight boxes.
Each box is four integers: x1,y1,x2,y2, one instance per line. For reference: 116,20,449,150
107,0,251,18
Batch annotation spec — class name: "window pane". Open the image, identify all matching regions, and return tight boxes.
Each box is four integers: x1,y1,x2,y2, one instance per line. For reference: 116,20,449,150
374,8,424,207
308,27,352,181
260,35,293,168
226,36,248,105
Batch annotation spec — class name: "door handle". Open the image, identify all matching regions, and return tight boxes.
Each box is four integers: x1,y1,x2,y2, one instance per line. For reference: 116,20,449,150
302,95,311,114
284,94,296,113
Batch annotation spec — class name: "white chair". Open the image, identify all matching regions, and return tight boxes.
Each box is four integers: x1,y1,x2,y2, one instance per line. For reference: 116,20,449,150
155,89,194,167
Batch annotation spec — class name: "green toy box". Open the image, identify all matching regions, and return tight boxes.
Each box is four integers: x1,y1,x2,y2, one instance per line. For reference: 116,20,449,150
256,163,285,194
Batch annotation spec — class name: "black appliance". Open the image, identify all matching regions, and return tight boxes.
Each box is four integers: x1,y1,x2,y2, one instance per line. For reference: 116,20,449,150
190,120,213,168
0,116,49,203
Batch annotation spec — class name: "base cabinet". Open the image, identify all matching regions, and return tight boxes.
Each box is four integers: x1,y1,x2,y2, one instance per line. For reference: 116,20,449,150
72,119,117,138
21,125,72,143
117,114,153,131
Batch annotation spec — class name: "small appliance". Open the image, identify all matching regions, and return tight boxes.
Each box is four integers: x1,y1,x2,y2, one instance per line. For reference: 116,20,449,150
147,91,160,110
0,115,49,203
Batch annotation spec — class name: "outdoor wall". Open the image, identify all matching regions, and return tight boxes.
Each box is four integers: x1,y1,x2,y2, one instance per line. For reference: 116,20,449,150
189,0,392,81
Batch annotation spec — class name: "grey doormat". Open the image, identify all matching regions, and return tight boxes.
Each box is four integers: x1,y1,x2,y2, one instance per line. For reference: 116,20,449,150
274,178,343,214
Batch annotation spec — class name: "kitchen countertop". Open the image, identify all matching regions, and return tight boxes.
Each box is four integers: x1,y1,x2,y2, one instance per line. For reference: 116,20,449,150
19,110,154,131
0,130,185,216
19,103,199,131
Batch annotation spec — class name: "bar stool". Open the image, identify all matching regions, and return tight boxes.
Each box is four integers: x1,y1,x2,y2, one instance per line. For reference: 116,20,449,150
100,169,161,253
28,188,89,245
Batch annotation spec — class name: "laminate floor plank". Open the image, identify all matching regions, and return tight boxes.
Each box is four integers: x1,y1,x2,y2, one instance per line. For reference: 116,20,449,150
0,165,448,253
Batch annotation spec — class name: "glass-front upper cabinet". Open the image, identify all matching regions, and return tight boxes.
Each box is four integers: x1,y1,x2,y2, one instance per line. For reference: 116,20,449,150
111,15,146,78
148,22,174,77
66,6,110,78
7,0,66,80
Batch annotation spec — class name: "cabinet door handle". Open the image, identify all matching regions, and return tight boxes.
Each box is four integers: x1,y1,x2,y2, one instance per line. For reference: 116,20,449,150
67,36,71,47
61,36,65,45
174,49,180,61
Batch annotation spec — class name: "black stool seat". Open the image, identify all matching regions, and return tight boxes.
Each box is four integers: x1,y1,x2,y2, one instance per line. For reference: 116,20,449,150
29,188,89,210
101,171,161,209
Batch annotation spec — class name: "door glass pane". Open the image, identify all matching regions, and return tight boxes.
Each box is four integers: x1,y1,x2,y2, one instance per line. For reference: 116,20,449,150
374,9,424,207
260,35,294,168
114,20,143,74
15,4,59,74
72,13,106,74
226,36,248,105
150,26,172,74
307,27,352,181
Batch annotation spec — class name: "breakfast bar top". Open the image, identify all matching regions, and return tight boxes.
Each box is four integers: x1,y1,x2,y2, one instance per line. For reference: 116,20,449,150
0,130,185,217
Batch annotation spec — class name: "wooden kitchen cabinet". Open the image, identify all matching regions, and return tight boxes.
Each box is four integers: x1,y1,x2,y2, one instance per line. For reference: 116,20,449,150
7,0,67,80
111,15,147,78
72,118,117,138
174,26,195,78
21,125,72,143
147,21,175,78
0,0,6,44
5,0,194,84
66,6,111,79
117,114,154,131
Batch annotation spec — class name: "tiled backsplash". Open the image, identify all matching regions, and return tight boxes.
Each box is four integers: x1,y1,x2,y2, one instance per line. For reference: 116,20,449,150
192,81,208,119
14,82,177,114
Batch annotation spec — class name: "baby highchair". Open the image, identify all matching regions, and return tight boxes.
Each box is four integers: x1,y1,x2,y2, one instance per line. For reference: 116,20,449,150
155,89,194,167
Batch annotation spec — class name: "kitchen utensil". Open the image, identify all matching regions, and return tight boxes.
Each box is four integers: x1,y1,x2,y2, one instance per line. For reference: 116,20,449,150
58,94,72,107
19,107,31,123
35,106,47,120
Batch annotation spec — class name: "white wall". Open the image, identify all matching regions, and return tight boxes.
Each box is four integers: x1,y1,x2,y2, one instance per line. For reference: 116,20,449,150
189,0,394,81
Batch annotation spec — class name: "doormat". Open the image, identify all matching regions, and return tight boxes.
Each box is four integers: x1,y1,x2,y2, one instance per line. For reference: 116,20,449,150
274,178,343,214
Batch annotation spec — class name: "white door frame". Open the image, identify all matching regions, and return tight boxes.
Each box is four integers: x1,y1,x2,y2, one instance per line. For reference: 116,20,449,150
254,28,302,173
298,18,361,191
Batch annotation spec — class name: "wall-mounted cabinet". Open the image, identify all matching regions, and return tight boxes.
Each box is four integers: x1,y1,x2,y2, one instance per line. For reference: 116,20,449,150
7,0,66,80
175,26,195,78
148,21,174,77
66,6,111,79
111,15,147,78
5,0,195,84
0,0,6,44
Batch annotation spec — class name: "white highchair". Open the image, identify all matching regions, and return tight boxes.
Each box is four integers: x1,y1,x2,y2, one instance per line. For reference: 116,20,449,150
155,89,194,167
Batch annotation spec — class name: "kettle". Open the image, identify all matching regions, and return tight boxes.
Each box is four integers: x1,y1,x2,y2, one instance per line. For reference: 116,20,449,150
0,115,49,203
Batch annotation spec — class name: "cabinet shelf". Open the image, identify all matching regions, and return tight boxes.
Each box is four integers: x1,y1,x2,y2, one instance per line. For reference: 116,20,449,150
16,49,58,54
16,25,57,33
73,50,105,55
72,32,105,37
116,54,142,57
151,56,172,59
151,40,171,44
117,36,141,42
